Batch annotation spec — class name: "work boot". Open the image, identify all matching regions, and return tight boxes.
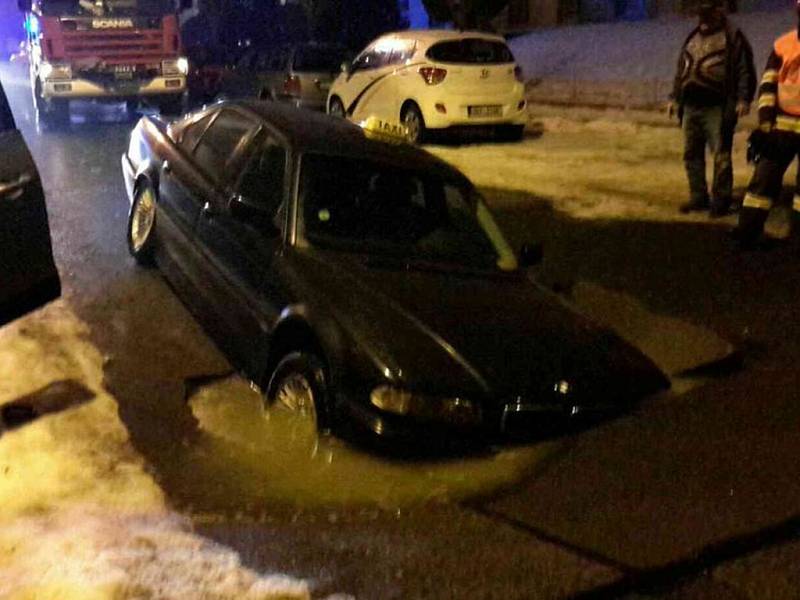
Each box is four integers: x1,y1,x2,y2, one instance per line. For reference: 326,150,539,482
679,198,710,214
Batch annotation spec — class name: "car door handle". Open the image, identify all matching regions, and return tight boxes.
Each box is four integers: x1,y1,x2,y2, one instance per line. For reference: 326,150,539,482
0,172,33,198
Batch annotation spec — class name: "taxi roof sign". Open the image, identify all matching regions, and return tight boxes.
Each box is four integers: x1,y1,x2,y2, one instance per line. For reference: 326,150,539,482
359,117,409,144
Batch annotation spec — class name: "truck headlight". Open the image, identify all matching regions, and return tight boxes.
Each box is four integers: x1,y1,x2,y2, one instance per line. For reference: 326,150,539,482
370,386,481,426
40,62,72,80
162,57,189,76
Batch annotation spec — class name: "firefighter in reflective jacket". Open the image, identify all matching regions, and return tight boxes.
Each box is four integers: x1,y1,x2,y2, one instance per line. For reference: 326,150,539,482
734,1,800,247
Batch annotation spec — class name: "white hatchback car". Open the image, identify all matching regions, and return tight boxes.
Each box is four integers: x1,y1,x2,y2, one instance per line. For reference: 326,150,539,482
327,30,527,143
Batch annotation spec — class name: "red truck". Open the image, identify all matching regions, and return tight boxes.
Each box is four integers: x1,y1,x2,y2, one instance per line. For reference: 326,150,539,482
17,0,191,126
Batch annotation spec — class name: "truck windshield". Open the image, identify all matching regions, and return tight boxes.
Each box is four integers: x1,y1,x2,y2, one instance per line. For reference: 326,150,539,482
40,0,175,17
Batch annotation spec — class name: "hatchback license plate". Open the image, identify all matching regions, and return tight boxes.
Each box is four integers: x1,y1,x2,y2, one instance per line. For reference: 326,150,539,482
469,105,502,118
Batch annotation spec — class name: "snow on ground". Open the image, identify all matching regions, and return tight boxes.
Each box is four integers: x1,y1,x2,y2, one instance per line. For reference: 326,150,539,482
509,10,796,82
0,303,310,600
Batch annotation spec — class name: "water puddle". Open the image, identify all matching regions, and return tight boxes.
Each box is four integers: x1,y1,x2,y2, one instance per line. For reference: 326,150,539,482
188,377,554,510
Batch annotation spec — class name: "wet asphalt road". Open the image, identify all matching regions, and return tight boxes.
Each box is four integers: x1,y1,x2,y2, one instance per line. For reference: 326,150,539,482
3,61,800,599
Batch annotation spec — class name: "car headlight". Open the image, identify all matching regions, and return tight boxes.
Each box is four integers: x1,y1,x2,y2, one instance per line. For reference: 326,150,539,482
40,62,71,80
162,57,189,76
370,386,481,426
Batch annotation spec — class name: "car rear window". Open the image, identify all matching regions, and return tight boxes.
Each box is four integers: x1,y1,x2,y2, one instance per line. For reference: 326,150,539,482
426,38,514,64
293,47,347,72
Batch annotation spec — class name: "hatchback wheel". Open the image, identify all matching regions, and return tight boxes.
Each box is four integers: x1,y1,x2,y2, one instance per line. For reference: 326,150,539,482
402,103,426,144
127,184,157,265
329,97,345,118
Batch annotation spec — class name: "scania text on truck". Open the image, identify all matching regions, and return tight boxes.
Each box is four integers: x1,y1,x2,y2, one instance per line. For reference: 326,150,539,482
18,0,191,125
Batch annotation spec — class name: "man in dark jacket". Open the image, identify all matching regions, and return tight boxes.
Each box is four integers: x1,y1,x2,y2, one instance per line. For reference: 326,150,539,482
669,0,756,217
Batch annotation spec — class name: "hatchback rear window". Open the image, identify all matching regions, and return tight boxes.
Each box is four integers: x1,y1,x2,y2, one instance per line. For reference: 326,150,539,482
293,47,347,72
426,38,514,64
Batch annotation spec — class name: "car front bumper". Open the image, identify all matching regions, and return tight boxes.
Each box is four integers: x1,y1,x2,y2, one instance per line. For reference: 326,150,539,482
41,76,186,100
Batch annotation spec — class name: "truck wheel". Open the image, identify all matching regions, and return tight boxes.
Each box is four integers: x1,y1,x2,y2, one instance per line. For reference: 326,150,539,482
33,81,69,128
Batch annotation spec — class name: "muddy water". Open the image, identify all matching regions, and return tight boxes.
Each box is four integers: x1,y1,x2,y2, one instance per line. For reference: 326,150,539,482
188,378,554,510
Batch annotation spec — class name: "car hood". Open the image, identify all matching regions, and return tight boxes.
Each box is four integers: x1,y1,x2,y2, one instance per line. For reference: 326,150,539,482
287,250,669,409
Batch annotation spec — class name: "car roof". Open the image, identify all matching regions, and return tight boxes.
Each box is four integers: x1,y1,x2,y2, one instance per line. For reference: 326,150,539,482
378,29,508,45
229,100,471,184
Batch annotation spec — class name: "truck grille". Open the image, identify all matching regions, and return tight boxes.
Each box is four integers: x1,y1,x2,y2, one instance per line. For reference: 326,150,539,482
62,29,167,64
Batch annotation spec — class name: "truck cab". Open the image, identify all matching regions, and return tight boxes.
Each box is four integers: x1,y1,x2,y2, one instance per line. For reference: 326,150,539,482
18,0,192,126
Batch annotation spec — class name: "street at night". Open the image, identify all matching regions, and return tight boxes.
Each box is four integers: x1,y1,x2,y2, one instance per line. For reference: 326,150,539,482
2,4,800,597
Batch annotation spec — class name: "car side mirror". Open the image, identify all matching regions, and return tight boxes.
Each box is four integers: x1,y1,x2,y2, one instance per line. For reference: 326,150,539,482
229,195,280,237
17,0,32,11
519,242,543,268
340,61,352,75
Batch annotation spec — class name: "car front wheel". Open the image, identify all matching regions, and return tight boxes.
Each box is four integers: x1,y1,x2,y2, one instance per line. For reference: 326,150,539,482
267,352,329,431
127,183,158,266
328,97,345,118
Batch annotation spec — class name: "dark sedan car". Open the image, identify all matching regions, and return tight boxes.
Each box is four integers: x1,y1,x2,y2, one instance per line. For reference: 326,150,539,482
121,100,669,442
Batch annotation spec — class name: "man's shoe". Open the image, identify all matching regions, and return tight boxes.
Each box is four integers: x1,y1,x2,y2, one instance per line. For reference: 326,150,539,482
679,199,710,214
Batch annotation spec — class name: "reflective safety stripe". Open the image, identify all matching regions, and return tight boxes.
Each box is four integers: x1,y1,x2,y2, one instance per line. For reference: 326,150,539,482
775,115,800,133
743,192,773,210
758,93,777,108
794,195,800,212
762,69,779,84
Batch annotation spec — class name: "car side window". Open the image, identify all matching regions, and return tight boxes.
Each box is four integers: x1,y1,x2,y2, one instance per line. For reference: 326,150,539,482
353,47,385,71
0,84,14,132
179,112,215,153
236,139,287,224
193,110,258,184
389,41,416,65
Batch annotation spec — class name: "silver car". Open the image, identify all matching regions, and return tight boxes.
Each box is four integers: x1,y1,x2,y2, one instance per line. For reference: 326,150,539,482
225,43,348,112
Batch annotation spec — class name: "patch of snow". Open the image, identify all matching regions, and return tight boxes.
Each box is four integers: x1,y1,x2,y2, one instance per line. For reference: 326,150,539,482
510,10,796,82
0,304,310,600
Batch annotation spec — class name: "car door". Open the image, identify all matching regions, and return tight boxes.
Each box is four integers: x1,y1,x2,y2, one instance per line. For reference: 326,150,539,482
337,44,391,119
156,110,217,275
0,80,60,326
190,109,277,368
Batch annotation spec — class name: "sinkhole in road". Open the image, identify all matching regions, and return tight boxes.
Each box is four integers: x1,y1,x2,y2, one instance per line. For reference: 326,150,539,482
188,377,555,510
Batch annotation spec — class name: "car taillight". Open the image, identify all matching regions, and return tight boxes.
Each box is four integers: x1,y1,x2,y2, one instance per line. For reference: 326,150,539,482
419,67,447,86
514,66,524,83
284,75,301,97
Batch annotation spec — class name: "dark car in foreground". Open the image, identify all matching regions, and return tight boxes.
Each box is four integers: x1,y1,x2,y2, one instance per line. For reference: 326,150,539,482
0,79,60,326
121,100,669,443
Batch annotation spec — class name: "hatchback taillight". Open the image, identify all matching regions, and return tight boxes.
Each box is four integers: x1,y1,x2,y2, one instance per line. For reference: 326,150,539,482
514,66,524,83
283,75,301,97
419,67,447,86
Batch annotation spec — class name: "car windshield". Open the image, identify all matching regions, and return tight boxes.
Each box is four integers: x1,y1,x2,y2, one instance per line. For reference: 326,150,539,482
301,154,517,271
426,38,514,64
41,0,174,16
293,46,347,72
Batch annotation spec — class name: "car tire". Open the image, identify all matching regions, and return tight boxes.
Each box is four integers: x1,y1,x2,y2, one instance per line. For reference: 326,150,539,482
267,352,329,431
497,124,525,143
329,97,345,118
126,183,158,266
402,102,427,144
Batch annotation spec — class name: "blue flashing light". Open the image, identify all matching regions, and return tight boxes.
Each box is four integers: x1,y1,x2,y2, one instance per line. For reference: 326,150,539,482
24,14,39,37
